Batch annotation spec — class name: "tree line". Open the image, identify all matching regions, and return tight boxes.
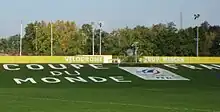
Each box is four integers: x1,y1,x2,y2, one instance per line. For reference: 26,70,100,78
1,20,220,56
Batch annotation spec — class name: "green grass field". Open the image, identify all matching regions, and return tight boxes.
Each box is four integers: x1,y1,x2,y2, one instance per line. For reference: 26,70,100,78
0,64,220,112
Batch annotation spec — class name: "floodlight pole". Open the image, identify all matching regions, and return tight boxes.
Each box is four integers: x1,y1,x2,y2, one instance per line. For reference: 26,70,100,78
194,13,200,57
91,22,95,55
99,27,102,55
99,22,103,55
196,26,199,57
35,26,38,52
20,21,23,56
50,21,53,56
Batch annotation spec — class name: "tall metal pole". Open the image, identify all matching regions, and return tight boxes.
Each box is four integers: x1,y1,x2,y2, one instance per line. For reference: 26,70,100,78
20,21,23,56
99,28,102,55
194,13,200,57
35,26,38,51
196,26,199,57
91,22,95,55
99,22,102,55
180,12,183,29
92,28,95,55
50,22,53,56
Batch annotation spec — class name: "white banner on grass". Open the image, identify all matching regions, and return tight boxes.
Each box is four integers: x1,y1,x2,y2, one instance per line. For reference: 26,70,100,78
119,67,190,81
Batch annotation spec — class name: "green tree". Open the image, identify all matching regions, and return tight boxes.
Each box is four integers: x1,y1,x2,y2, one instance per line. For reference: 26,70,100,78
177,28,196,56
0,38,8,53
20,20,220,57
133,25,157,56
209,25,220,56
7,34,20,55
80,24,93,54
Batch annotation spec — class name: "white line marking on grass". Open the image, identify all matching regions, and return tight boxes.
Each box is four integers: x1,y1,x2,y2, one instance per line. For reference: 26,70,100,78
0,94,219,112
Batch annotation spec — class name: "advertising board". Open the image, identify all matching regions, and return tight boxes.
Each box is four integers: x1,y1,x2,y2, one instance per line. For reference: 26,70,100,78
140,56,220,64
0,55,112,63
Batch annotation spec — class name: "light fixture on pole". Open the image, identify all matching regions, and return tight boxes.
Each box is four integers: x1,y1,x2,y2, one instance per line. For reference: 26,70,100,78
194,13,200,57
98,21,104,55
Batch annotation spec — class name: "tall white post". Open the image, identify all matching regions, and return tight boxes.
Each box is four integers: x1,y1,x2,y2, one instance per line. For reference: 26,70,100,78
194,13,200,57
196,26,199,57
35,26,38,51
180,12,183,29
99,27,102,55
91,22,95,55
20,21,23,56
99,21,103,55
50,22,53,56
